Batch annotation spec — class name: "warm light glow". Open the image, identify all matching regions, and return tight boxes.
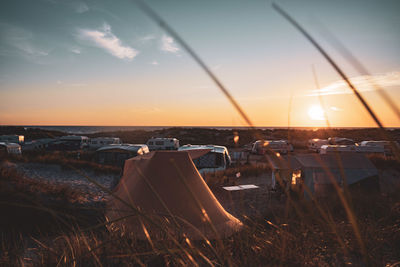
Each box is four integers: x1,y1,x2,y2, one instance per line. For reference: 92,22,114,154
233,132,239,144
308,105,325,121
291,170,302,185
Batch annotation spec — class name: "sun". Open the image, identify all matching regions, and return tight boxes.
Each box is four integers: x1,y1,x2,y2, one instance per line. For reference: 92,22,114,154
308,105,325,121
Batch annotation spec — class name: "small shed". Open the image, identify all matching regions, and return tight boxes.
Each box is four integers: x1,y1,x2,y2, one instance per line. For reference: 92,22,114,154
268,153,379,198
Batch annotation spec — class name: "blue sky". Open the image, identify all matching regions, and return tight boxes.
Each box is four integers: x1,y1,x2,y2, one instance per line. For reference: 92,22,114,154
1,0,399,127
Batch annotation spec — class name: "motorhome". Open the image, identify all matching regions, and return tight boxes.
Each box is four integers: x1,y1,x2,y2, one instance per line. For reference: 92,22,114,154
146,138,180,151
89,137,122,149
360,141,395,155
308,139,329,153
355,145,385,155
178,145,231,174
328,137,355,145
47,136,89,151
0,142,22,155
96,144,150,166
0,135,24,144
319,145,356,154
251,140,292,155
22,138,56,151
320,144,385,155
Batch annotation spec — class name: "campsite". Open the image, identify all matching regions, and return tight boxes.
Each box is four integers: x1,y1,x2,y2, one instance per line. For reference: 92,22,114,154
1,126,400,265
1,0,400,265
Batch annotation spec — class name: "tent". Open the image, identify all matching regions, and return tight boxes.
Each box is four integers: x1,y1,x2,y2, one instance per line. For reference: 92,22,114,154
268,153,379,198
106,150,242,239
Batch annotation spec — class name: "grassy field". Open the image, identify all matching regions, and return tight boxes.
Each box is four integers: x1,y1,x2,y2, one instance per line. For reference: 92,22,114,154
1,154,399,266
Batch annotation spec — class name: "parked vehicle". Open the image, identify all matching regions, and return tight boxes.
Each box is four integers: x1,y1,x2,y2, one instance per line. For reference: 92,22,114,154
359,140,396,155
22,138,56,151
355,145,385,154
308,139,329,153
0,135,24,144
178,145,231,174
328,137,355,145
0,142,22,155
47,135,89,151
96,144,150,166
146,138,179,151
89,137,122,149
319,145,356,154
251,140,292,155
320,144,385,155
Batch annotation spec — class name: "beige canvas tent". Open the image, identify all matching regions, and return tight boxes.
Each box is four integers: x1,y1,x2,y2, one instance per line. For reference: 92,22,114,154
106,150,242,240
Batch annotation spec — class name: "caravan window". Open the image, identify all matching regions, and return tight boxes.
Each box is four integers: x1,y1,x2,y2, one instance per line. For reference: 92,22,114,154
148,141,153,145
192,152,224,169
155,141,164,145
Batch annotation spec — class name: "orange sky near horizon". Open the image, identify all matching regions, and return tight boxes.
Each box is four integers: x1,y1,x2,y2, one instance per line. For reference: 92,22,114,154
1,82,399,128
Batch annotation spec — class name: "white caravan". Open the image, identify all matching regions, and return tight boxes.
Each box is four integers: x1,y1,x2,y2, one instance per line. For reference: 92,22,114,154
178,145,231,174
360,141,395,155
308,139,329,153
319,145,356,154
146,138,180,151
59,135,89,149
0,135,24,144
252,140,292,155
0,142,22,155
89,137,122,149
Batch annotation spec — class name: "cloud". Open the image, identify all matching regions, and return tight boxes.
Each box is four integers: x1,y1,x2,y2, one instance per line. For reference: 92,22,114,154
43,0,90,14
308,71,400,96
161,34,179,53
77,23,138,60
0,23,49,61
56,80,87,87
150,60,159,65
70,47,81,54
139,34,156,43
74,2,89,13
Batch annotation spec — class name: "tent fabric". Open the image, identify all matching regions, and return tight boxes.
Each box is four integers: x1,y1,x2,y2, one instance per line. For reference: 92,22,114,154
106,151,242,240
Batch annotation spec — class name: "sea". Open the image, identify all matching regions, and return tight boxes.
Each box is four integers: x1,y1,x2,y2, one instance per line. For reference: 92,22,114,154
18,125,392,135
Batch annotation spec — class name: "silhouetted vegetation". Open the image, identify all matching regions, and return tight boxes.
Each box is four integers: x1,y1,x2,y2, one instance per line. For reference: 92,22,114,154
0,158,399,265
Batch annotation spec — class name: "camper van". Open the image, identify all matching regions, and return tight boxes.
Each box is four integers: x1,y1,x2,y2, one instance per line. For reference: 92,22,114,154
355,145,385,155
328,137,355,145
146,138,180,151
319,145,356,154
0,142,22,155
178,145,231,174
251,140,292,155
0,135,24,144
96,144,149,166
308,139,329,153
89,137,122,149
360,141,395,155
57,135,89,150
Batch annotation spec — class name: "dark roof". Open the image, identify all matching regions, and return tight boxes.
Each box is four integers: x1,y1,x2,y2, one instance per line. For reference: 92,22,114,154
268,153,377,171
267,155,302,170
295,153,376,170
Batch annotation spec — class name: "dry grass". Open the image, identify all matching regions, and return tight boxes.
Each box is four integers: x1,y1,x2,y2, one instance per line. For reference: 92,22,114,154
1,158,399,266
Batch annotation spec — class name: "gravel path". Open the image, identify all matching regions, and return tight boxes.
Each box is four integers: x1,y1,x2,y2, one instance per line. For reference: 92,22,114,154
15,163,120,201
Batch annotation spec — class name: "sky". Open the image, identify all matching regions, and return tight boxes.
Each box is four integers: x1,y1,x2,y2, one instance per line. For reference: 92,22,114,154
0,0,399,127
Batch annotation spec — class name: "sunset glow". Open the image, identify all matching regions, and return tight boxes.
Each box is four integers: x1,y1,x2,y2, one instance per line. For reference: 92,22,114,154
308,105,325,121
0,0,399,127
